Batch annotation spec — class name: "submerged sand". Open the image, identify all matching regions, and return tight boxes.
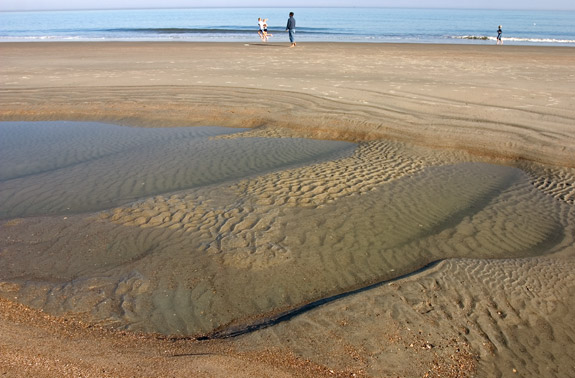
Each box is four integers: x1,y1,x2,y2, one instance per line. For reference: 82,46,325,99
1,42,575,377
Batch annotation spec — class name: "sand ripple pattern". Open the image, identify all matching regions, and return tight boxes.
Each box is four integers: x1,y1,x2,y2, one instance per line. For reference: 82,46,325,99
0,122,353,219
1,130,572,337
519,163,575,205
244,253,575,377
103,140,428,231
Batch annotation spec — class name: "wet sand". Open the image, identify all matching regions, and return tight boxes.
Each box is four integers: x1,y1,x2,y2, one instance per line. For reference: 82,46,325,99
1,42,575,377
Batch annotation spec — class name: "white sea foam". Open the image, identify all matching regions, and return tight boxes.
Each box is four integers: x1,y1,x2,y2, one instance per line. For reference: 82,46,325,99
454,35,575,44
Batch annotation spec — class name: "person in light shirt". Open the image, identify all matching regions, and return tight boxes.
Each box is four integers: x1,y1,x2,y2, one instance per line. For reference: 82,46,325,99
257,17,265,41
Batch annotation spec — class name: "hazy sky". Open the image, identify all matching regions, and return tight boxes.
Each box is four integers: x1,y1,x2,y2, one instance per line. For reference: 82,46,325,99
1,0,574,11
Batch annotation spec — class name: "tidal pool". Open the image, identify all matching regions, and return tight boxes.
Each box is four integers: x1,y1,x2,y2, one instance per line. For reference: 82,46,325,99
0,122,354,218
0,121,572,337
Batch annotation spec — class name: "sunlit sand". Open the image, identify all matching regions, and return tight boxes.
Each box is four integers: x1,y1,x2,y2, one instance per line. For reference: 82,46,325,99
1,42,574,377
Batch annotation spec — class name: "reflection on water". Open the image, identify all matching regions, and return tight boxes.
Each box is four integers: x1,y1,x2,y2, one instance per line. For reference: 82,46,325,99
0,122,572,336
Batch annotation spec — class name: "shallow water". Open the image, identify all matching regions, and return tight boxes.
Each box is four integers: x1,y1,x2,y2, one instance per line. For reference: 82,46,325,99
0,122,572,336
1,8,574,45
0,122,354,218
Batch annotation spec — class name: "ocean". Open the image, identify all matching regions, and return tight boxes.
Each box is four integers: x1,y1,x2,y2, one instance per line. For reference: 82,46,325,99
1,7,574,45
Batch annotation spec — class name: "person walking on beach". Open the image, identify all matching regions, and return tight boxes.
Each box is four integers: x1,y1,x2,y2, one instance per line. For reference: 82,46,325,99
496,25,503,45
286,12,296,47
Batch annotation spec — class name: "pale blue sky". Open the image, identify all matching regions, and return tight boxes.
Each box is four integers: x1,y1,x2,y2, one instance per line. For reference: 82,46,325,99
1,0,574,11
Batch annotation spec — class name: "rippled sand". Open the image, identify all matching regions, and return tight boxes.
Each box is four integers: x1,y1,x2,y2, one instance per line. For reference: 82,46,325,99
1,42,574,377
0,122,353,218
1,122,572,342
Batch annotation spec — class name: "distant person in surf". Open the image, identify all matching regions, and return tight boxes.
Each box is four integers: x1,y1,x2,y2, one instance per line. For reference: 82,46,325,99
497,25,503,45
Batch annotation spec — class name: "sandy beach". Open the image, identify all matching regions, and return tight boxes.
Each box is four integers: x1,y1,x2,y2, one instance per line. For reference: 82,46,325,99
1,42,574,377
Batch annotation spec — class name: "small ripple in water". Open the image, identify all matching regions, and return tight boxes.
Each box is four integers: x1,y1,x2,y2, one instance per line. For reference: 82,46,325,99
0,121,354,218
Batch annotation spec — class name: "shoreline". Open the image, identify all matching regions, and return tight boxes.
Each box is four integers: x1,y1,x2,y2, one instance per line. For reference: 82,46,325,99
2,41,575,46
1,41,575,377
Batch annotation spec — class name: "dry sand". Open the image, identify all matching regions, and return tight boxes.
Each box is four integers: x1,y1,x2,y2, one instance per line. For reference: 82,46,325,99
1,42,575,377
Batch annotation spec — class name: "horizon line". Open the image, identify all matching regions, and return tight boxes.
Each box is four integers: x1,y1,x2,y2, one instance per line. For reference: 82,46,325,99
2,6,575,12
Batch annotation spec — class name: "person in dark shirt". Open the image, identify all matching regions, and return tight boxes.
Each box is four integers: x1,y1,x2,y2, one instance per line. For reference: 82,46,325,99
497,25,503,45
286,12,296,47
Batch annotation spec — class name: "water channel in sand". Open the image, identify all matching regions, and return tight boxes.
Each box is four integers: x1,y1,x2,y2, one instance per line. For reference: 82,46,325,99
0,122,572,337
